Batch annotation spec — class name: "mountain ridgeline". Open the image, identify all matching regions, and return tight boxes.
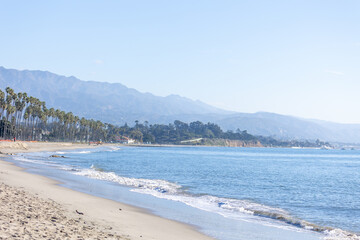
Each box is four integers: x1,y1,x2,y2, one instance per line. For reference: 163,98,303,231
1,66,360,143
0,66,229,124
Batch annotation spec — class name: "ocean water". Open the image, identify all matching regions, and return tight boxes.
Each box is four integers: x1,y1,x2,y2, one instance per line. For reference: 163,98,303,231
9,146,360,240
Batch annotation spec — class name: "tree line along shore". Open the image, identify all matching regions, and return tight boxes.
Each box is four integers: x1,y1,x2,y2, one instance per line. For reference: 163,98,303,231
0,87,332,148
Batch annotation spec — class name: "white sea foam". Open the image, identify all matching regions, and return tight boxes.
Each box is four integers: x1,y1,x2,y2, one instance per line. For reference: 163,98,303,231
324,229,360,240
70,166,360,238
57,165,79,172
67,146,120,154
74,166,181,194
12,156,43,164
132,188,255,217
71,150,92,154
131,188,307,231
105,146,121,152
12,155,64,168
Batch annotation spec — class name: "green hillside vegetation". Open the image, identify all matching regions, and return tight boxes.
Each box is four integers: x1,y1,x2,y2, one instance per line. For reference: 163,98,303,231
0,87,331,148
2,67,360,144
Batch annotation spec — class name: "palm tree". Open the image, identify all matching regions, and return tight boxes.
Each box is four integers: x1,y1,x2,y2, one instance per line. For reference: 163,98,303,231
0,89,5,119
0,89,6,138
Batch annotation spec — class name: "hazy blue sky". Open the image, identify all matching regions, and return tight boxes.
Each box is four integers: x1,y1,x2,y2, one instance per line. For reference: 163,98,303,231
1,1,359,123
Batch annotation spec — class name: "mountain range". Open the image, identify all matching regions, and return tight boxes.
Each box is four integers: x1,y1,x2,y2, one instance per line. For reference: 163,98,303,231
1,66,360,144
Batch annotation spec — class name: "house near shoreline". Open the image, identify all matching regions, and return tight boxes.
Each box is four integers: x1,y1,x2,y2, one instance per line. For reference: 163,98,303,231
116,136,135,144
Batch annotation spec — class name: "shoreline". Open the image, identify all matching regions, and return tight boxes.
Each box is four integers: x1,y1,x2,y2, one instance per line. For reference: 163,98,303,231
0,141,213,240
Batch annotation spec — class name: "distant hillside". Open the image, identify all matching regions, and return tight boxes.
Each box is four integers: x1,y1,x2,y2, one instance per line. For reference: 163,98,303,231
0,66,230,124
216,112,360,143
142,112,360,143
1,66,360,143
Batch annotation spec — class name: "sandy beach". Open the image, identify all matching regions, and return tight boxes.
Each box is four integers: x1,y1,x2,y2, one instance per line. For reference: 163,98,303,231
0,141,213,240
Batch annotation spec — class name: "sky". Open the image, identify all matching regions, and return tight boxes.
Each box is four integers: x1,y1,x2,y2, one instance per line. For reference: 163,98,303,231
0,1,359,123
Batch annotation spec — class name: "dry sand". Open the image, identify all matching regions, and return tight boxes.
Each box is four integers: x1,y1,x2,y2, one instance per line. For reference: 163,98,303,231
0,182,124,240
0,141,213,240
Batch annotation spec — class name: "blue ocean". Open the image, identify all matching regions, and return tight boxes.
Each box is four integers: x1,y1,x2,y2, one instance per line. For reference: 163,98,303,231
10,146,360,240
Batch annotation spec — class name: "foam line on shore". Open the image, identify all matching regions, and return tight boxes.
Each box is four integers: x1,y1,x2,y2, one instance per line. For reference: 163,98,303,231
66,164,360,239
0,142,213,240
2,142,359,240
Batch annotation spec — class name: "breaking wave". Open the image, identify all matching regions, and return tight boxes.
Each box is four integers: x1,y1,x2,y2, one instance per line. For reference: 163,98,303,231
74,165,182,194
71,166,360,239
56,146,120,155
10,150,360,240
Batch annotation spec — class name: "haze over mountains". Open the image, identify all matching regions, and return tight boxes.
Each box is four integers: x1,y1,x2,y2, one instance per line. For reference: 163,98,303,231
1,66,360,143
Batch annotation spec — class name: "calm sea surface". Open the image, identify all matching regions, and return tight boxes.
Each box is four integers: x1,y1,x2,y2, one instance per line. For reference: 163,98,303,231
11,146,360,240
